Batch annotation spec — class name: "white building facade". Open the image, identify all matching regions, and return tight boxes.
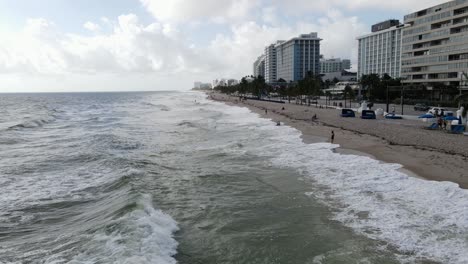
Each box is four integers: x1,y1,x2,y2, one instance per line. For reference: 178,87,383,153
253,55,266,78
320,58,351,73
264,41,283,83
357,21,406,79
400,0,468,90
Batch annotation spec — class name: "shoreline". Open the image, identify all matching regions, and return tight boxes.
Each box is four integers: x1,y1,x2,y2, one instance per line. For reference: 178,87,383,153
208,92,468,189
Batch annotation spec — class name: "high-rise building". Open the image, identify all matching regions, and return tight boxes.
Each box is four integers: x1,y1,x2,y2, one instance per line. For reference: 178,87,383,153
357,20,406,79
193,82,202,89
342,59,351,70
264,41,283,83
253,55,266,78
320,58,351,73
275,33,321,82
371,19,401,33
400,0,468,90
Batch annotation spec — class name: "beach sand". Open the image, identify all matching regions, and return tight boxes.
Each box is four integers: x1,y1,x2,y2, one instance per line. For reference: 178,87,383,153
208,92,468,188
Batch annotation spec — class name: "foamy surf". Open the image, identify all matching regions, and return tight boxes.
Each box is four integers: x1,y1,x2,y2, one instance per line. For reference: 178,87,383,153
197,95,468,263
243,114,468,263
58,195,178,264
2,91,466,263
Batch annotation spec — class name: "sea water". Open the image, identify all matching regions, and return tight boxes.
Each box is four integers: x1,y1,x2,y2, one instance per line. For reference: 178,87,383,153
0,91,467,263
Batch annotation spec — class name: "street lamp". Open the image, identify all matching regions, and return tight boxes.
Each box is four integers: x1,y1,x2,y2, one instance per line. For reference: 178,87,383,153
459,71,466,108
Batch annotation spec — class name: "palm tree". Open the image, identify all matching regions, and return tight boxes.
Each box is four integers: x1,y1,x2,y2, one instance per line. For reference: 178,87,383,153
239,77,248,97
287,81,295,103
344,85,355,108
325,91,331,107
360,74,380,100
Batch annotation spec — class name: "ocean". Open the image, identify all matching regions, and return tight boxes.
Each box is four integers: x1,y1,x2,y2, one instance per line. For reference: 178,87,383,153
0,91,467,264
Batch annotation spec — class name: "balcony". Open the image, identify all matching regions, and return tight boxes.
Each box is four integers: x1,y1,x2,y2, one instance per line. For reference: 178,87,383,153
452,16,468,25
414,50,429,56
454,7,468,16
450,25,468,34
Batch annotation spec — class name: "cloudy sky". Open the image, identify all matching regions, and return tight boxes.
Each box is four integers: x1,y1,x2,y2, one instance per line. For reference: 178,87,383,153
0,0,448,92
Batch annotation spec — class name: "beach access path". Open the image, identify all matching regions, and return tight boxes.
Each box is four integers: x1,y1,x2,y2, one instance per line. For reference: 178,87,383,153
208,92,468,189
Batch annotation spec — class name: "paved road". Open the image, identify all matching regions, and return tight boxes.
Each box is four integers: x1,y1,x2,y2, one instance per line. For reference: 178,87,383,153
295,98,457,116
260,95,458,116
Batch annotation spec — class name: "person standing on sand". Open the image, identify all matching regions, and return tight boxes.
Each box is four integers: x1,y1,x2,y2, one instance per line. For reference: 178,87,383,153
265,109,268,115
438,116,443,129
331,131,335,143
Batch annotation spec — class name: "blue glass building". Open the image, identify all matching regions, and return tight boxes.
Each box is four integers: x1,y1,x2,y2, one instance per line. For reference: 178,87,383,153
276,33,321,82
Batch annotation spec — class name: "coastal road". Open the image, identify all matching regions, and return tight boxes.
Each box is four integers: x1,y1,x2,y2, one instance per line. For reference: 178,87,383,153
295,99,457,116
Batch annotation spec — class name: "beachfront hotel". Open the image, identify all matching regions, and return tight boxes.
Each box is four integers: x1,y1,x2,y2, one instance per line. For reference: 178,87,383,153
258,33,321,84
275,33,321,82
253,55,265,78
264,41,283,83
357,20,406,79
400,0,468,92
320,57,351,74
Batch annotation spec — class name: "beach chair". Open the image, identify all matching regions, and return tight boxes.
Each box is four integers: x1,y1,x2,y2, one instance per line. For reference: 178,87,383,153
385,114,403,119
425,123,438,130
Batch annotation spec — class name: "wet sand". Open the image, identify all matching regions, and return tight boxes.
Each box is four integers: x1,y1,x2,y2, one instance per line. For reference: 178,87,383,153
208,92,468,189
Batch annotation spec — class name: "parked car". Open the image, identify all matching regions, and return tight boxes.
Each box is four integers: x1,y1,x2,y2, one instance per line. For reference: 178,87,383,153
414,103,430,111
428,107,446,115
361,110,376,119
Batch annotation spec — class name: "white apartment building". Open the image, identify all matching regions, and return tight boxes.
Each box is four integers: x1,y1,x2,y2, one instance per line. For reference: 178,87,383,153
264,41,283,83
401,0,468,90
357,20,406,79
320,58,351,73
253,55,265,78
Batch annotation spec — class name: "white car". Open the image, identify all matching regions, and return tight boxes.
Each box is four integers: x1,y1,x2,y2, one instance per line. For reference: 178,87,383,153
428,107,446,115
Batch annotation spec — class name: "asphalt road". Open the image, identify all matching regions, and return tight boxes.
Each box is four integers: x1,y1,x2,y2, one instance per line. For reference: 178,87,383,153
309,99,457,116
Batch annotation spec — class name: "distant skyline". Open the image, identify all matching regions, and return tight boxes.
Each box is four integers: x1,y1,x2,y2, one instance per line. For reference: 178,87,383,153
0,0,450,92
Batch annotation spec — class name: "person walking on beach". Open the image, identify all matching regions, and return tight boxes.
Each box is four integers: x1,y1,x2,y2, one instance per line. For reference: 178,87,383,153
437,116,443,129
265,109,268,115
331,131,335,143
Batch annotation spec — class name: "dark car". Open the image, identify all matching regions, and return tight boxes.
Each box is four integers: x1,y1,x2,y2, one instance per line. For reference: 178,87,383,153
361,110,376,119
414,104,430,111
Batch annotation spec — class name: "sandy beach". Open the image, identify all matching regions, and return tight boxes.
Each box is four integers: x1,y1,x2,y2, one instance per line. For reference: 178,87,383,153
208,91,468,188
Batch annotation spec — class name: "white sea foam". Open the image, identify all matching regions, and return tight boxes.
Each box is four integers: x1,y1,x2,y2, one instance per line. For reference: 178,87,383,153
67,194,179,264
203,95,468,263
0,167,143,227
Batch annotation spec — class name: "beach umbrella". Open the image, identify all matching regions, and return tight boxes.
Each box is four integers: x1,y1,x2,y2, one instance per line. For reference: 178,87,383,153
443,116,459,121
419,114,434,118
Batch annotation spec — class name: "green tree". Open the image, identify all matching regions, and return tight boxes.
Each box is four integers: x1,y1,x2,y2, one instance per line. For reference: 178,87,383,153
276,78,287,100
325,91,332,107
360,74,380,100
239,77,248,97
344,85,355,108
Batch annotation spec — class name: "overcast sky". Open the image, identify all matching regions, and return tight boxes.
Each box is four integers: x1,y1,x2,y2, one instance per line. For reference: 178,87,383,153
0,0,449,92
